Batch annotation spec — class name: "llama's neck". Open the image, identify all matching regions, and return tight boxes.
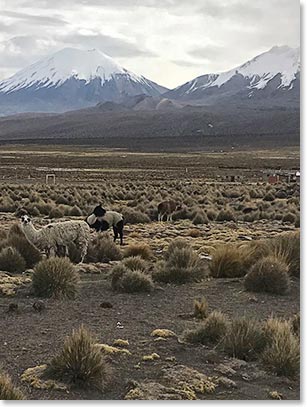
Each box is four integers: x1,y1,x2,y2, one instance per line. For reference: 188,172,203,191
22,223,41,246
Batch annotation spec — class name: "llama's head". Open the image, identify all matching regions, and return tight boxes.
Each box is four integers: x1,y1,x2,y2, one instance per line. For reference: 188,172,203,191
20,214,32,225
93,204,106,217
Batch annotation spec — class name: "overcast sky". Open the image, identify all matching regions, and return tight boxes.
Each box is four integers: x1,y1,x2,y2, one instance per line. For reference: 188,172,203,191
0,0,300,88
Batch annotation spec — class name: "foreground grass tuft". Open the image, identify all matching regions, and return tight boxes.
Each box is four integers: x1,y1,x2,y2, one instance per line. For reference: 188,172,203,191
193,297,209,320
123,243,153,260
0,372,25,400
32,257,79,299
222,316,266,361
244,256,290,295
184,311,228,345
47,326,111,390
261,318,300,378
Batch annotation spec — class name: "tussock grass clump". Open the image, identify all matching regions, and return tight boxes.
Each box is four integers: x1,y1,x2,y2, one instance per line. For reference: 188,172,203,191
188,229,201,238
121,208,150,224
184,311,228,345
192,211,209,225
8,226,42,268
111,264,153,293
123,243,153,260
267,232,300,277
153,242,207,284
222,316,266,361
261,318,300,377
47,326,111,390
193,297,209,320
244,256,290,295
216,209,236,222
49,207,64,219
0,372,25,400
86,235,122,263
209,244,250,278
164,238,190,260
32,257,79,299
69,205,83,217
122,256,147,272
0,246,26,273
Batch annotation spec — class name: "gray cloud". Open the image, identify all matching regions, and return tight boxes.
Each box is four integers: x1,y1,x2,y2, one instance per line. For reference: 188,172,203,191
2,10,68,26
0,0,300,88
59,32,156,58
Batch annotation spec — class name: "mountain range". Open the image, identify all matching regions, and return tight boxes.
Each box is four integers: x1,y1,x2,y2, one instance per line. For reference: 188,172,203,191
0,45,300,116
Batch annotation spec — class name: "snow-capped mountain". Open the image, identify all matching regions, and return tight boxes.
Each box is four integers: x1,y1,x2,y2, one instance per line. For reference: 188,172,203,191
166,46,300,106
0,48,168,115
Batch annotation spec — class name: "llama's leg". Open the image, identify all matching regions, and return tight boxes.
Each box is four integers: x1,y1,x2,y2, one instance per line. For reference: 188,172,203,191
170,213,173,222
113,226,118,243
158,213,161,221
117,220,124,245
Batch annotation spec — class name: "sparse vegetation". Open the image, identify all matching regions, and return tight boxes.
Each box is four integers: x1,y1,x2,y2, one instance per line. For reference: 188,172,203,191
32,257,79,299
193,297,209,319
47,326,111,390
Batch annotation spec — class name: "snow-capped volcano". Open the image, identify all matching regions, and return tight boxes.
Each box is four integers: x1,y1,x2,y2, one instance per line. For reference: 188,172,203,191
166,45,300,106
0,48,168,115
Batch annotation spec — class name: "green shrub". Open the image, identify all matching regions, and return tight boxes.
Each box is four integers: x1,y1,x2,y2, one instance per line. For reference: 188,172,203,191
32,257,79,299
47,326,110,390
0,246,26,273
0,372,24,400
244,256,290,295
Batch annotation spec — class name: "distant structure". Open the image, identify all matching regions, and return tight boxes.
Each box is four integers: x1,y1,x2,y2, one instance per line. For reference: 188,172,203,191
46,174,56,184
265,169,300,184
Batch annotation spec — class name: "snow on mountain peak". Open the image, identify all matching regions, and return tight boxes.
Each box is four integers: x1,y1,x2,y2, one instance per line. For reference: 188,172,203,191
0,47,142,93
188,45,300,93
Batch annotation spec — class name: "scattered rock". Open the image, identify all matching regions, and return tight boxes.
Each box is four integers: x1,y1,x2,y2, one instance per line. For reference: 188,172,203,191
269,391,284,400
215,364,236,377
205,350,220,364
215,376,237,389
100,301,113,309
8,302,19,313
165,356,176,362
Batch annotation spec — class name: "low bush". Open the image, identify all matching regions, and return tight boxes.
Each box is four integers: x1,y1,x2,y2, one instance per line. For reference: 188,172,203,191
122,256,147,272
153,243,207,284
261,318,300,378
244,256,290,295
121,208,150,224
0,246,26,273
222,316,266,361
192,211,209,225
47,326,111,390
32,257,79,299
123,243,152,260
111,264,153,293
86,235,122,263
209,244,251,278
216,209,236,222
184,311,228,345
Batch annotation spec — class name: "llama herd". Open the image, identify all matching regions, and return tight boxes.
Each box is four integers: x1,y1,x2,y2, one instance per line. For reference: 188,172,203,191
20,200,179,263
